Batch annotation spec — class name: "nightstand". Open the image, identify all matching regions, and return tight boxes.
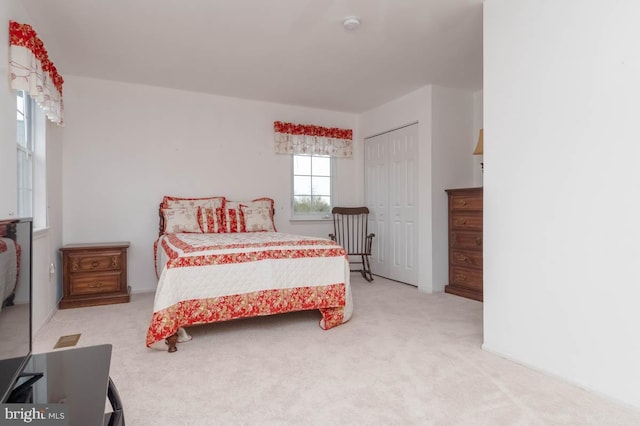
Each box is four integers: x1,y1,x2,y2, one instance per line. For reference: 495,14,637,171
59,242,130,309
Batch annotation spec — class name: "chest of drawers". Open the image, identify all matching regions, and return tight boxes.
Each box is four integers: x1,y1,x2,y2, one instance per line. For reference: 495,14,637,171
60,242,130,309
445,188,483,301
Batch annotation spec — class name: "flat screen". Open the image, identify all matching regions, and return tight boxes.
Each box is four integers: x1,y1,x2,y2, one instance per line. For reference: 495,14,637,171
0,218,32,403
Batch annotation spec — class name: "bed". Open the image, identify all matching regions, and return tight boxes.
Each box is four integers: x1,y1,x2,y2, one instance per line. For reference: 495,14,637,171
146,196,353,352
0,221,20,310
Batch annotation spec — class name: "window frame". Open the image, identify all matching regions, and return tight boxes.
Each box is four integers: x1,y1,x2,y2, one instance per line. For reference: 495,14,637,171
17,91,34,219
290,153,336,221
16,90,47,229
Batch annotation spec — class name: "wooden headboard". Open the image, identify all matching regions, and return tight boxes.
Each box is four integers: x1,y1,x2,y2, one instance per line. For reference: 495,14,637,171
158,203,165,237
0,220,17,241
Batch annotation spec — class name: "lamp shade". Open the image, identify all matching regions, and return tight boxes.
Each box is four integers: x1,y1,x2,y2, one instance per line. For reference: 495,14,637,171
473,129,483,155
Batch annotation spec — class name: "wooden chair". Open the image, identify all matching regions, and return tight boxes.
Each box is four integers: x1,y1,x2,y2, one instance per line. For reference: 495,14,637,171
329,207,375,282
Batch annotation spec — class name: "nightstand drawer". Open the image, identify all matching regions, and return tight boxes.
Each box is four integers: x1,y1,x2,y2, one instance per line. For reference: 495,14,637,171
69,252,122,272
69,273,121,296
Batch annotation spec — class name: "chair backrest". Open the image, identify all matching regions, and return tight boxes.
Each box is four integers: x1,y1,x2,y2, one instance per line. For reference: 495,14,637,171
331,207,371,255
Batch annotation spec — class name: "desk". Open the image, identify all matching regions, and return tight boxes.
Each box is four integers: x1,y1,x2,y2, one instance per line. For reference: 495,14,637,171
16,344,123,425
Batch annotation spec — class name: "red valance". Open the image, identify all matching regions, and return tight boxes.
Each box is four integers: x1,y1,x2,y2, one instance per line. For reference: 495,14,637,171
9,21,64,124
273,121,353,158
274,121,353,141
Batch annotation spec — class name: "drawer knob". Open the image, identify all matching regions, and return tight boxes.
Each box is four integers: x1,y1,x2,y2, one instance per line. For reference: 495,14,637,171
454,218,467,226
89,281,103,288
455,274,467,282
475,237,482,246
91,261,99,268
455,254,468,262
456,200,467,207
111,256,119,268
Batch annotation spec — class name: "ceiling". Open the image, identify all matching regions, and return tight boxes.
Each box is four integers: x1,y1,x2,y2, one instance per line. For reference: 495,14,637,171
20,0,483,113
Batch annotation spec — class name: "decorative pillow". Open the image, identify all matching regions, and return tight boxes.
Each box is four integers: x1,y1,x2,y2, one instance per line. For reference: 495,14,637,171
197,207,225,233
162,196,225,210
162,208,201,234
223,201,246,233
241,205,276,232
249,197,275,216
223,198,276,232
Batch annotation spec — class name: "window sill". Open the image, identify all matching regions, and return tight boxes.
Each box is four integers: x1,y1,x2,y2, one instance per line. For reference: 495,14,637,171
289,216,332,222
33,226,50,240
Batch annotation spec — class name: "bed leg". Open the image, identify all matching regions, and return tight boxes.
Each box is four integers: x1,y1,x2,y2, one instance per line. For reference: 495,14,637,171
166,333,178,353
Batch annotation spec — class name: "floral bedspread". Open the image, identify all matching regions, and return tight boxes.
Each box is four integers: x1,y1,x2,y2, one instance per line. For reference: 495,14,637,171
0,238,19,308
146,232,352,348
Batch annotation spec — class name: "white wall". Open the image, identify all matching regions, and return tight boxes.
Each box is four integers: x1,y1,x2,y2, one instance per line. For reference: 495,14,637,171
0,1,64,334
0,0,29,217
430,86,475,292
484,0,640,409
360,85,475,293
472,90,483,186
62,76,360,293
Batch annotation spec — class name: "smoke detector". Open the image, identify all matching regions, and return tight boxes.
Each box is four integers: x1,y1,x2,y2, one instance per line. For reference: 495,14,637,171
343,16,361,31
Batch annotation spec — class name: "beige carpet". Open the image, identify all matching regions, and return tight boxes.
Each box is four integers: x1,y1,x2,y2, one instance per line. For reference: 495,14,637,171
34,275,640,425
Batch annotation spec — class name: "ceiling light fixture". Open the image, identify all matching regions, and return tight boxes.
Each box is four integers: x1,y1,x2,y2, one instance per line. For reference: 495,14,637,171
343,16,361,31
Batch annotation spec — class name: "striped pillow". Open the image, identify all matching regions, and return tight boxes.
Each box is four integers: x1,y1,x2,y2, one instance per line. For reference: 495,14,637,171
197,207,225,233
223,201,246,233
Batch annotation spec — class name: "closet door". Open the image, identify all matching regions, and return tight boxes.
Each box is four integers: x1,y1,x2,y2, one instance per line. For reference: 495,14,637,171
365,124,419,285
365,132,390,278
387,125,418,284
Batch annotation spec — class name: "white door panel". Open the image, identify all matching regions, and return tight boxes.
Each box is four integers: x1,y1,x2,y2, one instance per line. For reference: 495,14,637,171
365,124,419,285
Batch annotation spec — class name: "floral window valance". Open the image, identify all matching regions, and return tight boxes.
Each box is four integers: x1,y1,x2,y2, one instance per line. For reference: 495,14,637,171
274,121,353,158
9,21,64,125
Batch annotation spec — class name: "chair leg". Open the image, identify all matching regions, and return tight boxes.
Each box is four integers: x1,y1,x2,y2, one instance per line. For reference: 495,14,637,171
361,255,374,282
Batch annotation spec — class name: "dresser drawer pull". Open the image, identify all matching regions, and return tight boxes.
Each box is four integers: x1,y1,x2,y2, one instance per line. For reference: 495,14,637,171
91,261,99,268
475,237,482,246
454,274,467,282
89,281,103,289
455,254,468,262
454,218,467,226
456,200,468,207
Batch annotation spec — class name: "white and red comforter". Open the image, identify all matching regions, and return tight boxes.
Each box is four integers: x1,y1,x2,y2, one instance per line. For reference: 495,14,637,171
0,237,19,310
146,232,353,347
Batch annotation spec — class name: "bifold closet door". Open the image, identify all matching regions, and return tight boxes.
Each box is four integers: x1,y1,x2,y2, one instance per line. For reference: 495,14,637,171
366,132,390,278
365,124,419,285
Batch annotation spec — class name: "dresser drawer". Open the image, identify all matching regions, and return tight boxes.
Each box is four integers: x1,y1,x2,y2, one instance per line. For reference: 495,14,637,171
69,272,122,296
450,212,482,231
449,266,483,290
450,231,482,250
69,252,122,272
451,249,482,268
449,193,483,211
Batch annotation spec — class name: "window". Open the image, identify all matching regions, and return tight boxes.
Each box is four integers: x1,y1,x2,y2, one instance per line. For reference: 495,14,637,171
16,91,33,218
16,91,46,227
292,154,334,219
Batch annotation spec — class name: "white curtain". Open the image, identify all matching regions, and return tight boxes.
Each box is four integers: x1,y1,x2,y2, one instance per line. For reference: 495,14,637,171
274,121,353,158
9,21,64,125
